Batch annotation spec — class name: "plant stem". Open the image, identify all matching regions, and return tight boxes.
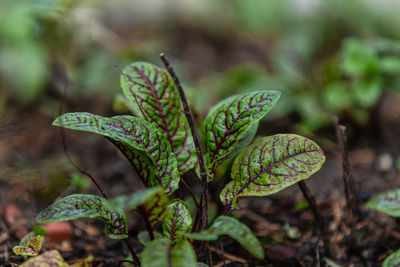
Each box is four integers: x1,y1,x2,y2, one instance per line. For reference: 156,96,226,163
138,207,155,241
160,53,209,231
297,180,331,258
332,116,360,222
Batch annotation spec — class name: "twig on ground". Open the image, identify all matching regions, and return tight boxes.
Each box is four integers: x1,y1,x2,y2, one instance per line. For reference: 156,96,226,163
209,245,247,264
297,180,331,258
332,116,360,223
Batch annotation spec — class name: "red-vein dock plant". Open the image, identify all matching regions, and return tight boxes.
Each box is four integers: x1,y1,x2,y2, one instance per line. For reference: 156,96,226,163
34,56,326,266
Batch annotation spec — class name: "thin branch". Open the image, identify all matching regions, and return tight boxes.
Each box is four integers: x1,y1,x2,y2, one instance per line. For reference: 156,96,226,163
181,177,200,209
332,116,360,222
160,53,209,230
297,180,331,258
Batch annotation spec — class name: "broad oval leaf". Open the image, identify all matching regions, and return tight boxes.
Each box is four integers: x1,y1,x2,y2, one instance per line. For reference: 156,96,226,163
383,249,400,267
366,189,400,217
20,250,68,267
52,113,180,195
110,187,169,227
13,232,43,256
141,238,197,267
183,216,264,260
220,134,325,209
202,90,280,178
120,62,196,173
162,200,192,244
36,194,128,239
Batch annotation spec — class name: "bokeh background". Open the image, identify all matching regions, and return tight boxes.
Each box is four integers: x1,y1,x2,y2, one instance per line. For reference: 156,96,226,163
1,0,400,265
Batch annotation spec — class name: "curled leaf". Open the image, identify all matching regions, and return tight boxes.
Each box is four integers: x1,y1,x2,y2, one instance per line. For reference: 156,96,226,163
121,62,197,173
162,200,192,244
52,113,180,194
220,134,325,209
141,238,197,267
366,189,400,217
36,194,128,239
202,90,280,178
183,216,264,259
13,232,43,256
110,187,169,227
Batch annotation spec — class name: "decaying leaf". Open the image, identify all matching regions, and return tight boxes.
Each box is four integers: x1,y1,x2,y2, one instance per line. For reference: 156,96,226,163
13,232,43,256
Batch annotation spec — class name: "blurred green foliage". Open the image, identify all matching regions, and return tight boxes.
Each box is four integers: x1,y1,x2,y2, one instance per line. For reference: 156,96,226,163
1,0,400,132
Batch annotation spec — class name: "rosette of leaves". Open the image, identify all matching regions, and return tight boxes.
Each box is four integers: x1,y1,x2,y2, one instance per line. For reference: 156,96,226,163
201,90,280,179
120,62,197,174
220,134,325,209
53,113,180,195
36,194,128,239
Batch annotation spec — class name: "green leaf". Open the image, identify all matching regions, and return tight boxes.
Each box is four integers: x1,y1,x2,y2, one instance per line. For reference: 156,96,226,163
383,249,400,267
220,134,325,209
141,239,197,267
120,62,196,173
110,187,169,227
52,113,180,195
351,77,382,108
138,231,163,246
36,194,128,239
13,232,43,256
202,90,280,177
162,200,192,244
366,189,400,217
183,216,264,259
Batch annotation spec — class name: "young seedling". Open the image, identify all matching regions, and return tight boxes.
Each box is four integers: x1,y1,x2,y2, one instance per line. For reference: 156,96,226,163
34,56,326,266
366,189,400,267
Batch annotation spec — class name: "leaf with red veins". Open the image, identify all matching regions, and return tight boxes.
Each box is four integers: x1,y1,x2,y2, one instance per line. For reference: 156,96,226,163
36,194,128,239
220,134,325,209
13,232,43,256
52,112,179,195
120,62,196,174
162,200,192,245
110,187,169,227
366,189,400,217
202,90,280,179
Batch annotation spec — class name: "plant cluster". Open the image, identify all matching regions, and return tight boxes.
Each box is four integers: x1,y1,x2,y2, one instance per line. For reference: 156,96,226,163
20,58,325,266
